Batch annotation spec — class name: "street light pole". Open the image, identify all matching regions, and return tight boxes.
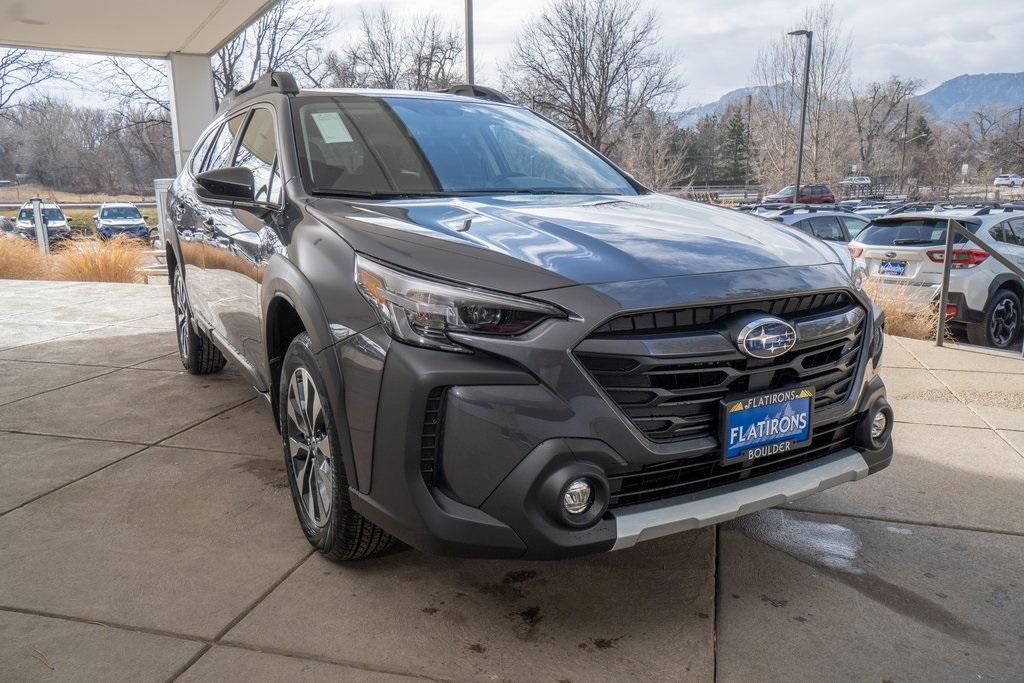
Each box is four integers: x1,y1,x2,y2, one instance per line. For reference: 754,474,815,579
898,99,910,195
789,29,812,204
464,0,475,84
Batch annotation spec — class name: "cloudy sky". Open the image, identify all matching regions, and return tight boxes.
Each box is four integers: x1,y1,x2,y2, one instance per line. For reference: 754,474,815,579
321,0,1024,106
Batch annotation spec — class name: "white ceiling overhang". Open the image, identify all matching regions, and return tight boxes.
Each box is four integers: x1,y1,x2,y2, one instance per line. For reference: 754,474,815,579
0,0,278,57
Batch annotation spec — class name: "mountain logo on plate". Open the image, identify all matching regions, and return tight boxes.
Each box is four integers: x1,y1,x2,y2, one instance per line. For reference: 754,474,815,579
736,317,797,359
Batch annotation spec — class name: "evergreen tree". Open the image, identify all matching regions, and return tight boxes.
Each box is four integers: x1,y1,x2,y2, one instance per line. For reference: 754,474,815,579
719,108,749,183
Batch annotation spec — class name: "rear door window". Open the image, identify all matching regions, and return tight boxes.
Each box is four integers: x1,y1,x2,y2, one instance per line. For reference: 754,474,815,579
1008,218,1024,247
808,216,845,241
840,216,868,239
856,218,980,246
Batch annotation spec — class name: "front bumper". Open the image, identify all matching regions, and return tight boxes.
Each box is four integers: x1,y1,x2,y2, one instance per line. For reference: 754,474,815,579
99,225,149,239
336,273,892,560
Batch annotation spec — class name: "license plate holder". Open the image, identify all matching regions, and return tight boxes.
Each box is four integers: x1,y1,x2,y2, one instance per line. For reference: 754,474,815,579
721,387,814,466
878,260,907,276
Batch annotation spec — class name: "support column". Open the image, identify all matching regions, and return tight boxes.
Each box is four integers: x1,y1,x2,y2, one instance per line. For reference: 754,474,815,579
167,52,216,172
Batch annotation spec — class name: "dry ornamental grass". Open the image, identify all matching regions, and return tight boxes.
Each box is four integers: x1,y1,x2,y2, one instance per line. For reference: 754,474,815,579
0,235,144,284
862,279,947,341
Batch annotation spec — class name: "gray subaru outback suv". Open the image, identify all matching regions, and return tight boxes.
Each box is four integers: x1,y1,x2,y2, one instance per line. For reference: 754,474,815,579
164,72,893,561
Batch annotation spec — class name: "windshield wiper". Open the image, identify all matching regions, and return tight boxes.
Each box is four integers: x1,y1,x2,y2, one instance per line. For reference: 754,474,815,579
454,189,616,196
313,188,450,199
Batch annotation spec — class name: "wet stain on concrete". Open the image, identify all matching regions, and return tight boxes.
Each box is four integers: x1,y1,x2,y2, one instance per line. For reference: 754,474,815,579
760,595,788,608
232,458,286,489
477,582,525,601
468,643,486,654
736,510,993,647
591,636,625,650
421,607,438,615
504,570,537,584
512,605,543,640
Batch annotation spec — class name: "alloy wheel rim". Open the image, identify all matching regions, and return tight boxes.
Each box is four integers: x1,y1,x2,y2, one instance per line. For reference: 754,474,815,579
990,297,1019,347
286,367,334,528
173,273,190,361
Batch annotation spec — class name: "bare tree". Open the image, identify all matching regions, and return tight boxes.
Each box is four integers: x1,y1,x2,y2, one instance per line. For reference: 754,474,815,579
616,110,688,189
213,0,335,99
344,8,463,90
0,49,63,120
503,0,680,156
750,1,851,188
96,57,170,117
848,76,921,173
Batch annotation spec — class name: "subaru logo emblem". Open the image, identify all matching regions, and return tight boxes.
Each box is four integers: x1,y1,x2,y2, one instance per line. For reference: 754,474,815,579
736,317,798,358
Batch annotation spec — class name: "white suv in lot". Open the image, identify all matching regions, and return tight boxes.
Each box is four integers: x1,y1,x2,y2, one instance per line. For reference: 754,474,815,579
994,174,1023,187
849,206,1024,349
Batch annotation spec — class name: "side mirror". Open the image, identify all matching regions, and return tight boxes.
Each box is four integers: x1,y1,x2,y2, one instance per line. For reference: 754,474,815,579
92,215,98,222
194,167,255,205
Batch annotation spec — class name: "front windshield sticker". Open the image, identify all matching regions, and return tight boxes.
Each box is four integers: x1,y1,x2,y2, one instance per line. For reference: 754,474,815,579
311,111,354,143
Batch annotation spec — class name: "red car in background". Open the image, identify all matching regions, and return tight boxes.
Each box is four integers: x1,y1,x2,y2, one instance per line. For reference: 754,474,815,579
763,184,836,204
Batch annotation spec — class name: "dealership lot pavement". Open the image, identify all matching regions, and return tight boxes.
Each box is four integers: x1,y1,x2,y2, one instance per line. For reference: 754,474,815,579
1,280,1022,681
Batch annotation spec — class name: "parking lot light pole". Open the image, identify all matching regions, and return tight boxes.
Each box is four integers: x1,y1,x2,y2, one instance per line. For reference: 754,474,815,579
464,0,475,84
789,29,812,203
30,196,49,256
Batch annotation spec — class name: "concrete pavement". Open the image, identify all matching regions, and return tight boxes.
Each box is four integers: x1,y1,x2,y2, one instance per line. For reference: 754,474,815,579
0,280,1022,681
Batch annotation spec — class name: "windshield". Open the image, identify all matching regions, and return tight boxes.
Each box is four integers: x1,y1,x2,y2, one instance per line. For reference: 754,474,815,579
100,207,142,220
856,218,980,246
18,208,63,222
774,186,795,196
293,96,637,197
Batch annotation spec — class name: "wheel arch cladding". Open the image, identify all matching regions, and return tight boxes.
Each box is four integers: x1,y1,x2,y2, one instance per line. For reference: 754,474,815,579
988,274,1024,304
262,259,362,489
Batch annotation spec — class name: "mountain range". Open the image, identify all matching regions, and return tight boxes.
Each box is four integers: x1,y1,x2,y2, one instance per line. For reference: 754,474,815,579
677,72,1024,128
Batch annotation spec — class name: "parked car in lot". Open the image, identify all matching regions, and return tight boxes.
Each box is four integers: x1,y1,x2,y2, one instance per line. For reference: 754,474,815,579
14,202,71,243
165,71,892,562
763,184,836,204
840,176,871,186
850,206,1024,349
94,202,149,240
993,174,1023,187
761,205,869,242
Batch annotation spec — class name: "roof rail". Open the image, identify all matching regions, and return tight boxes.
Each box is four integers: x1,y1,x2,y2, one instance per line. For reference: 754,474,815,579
218,71,300,113
434,84,514,104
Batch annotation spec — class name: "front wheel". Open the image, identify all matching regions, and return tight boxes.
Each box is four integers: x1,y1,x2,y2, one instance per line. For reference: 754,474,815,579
966,288,1021,349
280,332,392,562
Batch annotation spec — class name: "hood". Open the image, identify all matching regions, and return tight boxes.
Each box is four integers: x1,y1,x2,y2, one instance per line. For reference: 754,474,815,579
309,193,840,294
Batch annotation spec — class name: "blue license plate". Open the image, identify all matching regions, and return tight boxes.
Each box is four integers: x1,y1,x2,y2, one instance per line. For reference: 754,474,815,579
878,260,907,276
721,387,814,465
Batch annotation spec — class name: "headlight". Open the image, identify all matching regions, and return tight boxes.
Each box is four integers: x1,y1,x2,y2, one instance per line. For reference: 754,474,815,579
355,255,565,353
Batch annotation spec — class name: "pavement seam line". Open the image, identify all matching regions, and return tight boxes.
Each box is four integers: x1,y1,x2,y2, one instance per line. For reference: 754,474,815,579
0,393,255,517
0,367,121,409
0,443,151,519
899,339,1024,462
783,506,1024,538
712,523,720,683
167,549,318,682
0,605,208,643
211,641,444,682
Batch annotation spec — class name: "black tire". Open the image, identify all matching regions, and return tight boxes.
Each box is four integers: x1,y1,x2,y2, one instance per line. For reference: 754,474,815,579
966,288,1021,350
279,332,392,562
171,268,227,375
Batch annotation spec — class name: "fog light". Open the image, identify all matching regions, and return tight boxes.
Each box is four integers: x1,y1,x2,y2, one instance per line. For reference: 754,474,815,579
870,411,888,440
562,479,593,515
